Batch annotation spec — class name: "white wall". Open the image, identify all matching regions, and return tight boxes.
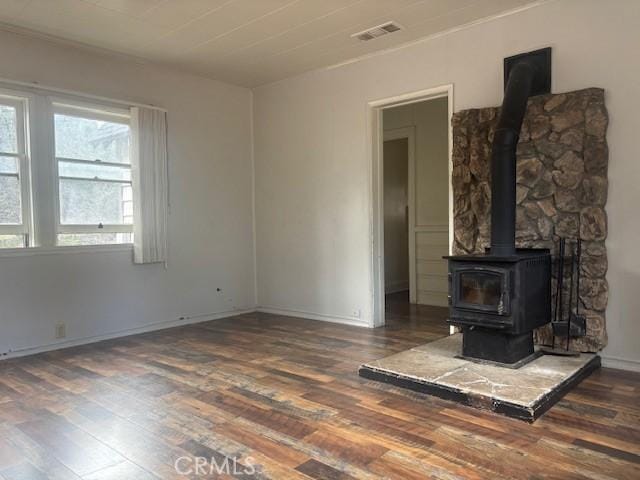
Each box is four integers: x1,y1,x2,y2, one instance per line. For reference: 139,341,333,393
0,30,255,357
384,99,449,306
382,138,409,294
253,0,640,367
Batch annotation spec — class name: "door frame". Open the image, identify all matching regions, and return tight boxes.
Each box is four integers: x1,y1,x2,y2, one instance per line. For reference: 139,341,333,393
383,127,416,303
368,84,454,328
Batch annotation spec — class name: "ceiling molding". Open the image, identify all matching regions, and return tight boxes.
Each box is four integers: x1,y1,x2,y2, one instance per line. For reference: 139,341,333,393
0,21,151,67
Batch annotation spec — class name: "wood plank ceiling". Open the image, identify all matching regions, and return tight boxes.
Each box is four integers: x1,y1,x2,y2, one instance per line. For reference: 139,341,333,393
0,0,541,87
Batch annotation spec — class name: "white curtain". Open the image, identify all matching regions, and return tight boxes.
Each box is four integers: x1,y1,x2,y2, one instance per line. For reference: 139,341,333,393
131,107,168,264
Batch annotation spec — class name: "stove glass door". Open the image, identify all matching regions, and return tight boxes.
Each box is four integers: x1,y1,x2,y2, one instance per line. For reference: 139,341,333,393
460,271,501,306
454,268,509,315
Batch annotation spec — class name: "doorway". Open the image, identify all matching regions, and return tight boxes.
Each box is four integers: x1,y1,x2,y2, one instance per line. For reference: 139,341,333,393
383,133,411,300
370,85,453,327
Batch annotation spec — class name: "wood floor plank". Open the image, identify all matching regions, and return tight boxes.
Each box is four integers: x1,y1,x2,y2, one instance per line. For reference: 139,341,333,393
198,391,316,440
82,461,159,480
0,423,83,480
573,438,640,466
0,462,50,480
216,422,309,468
295,459,356,480
16,414,126,477
302,429,388,466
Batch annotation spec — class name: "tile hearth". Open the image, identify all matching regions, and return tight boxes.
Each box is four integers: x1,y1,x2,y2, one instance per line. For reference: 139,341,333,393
359,334,600,421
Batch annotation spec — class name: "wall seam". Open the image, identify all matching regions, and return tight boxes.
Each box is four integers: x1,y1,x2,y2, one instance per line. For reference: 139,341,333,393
250,89,259,308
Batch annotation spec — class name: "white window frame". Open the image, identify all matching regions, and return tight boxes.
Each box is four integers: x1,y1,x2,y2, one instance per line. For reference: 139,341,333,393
51,101,134,244
0,78,169,257
0,90,33,246
0,82,148,256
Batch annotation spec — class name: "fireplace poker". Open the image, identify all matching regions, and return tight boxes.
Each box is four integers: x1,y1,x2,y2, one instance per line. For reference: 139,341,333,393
552,238,566,350
571,238,587,339
566,241,575,351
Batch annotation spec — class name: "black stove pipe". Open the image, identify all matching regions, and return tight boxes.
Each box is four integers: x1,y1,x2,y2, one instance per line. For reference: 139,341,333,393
490,61,536,256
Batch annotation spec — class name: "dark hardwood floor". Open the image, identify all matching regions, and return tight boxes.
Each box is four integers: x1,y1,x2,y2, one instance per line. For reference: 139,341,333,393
0,296,638,479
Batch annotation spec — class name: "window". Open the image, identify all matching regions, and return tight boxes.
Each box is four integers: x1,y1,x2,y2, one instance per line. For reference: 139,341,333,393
0,86,140,251
0,84,167,257
53,104,133,246
0,95,30,248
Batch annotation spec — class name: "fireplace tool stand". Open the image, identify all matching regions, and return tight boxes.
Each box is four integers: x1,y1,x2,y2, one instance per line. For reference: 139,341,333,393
542,237,587,356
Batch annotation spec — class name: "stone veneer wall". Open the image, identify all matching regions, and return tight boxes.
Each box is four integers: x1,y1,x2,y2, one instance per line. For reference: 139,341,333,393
451,88,608,352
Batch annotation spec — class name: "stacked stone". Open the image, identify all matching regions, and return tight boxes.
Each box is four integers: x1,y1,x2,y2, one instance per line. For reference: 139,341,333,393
451,88,608,352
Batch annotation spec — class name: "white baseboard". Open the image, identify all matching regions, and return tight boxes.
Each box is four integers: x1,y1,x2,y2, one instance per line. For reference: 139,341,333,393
0,307,256,361
601,355,640,372
257,305,370,328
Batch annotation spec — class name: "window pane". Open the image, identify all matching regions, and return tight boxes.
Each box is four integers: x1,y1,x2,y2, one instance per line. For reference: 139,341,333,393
0,175,21,224
58,233,132,246
54,113,130,164
59,179,132,225
0,234,24,248
0,155,18,174
0,105,18,153
58,161,131,181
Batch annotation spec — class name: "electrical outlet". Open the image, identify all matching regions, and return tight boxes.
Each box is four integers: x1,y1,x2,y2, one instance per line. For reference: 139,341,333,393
352,309,361,318
55,323,66,339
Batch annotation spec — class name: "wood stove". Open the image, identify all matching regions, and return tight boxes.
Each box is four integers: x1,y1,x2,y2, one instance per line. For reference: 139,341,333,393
445,49,553,366
447,249,551,364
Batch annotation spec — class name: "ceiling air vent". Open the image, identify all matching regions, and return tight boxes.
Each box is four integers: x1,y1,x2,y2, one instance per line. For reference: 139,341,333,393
351,21,403,42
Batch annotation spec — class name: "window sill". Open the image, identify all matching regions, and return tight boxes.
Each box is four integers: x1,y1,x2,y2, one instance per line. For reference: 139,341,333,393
0,243,133,258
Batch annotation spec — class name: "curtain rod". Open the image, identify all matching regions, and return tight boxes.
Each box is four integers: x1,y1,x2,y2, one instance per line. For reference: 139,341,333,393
0,76,168,113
